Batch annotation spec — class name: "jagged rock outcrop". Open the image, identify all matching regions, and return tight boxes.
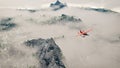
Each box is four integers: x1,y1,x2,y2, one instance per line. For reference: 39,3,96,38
50,0,67,10
17,9,38,13
83,7,116,13
43,14,82,24
0,18,16,31
25,38,66,68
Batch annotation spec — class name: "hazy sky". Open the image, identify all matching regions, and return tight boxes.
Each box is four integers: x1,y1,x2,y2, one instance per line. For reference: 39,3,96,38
0,0,120,9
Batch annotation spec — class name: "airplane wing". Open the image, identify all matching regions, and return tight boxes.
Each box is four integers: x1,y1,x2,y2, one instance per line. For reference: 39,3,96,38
84,28,92,33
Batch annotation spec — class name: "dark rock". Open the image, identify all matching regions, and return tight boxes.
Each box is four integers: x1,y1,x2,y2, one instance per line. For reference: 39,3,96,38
25,38,45,47
50,0,67,11
27,9,37,13
84,7,116,13
17,9,38,13
59,14,82,22
0,18,16,31
43,14,82,24
25,38,66,68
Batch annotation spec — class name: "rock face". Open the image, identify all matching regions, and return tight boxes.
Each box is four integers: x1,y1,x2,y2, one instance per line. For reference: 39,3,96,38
43,14,82,24
84,7,116,13
0,18,16,31
17,9,38,13
50,0,67,11
59,14,82,22
25,38,66,68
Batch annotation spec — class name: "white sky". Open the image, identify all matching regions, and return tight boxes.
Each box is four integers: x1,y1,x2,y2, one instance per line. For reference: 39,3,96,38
0,0,120,9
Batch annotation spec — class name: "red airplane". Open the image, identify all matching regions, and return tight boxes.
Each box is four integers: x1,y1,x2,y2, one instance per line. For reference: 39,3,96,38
77,29,92,37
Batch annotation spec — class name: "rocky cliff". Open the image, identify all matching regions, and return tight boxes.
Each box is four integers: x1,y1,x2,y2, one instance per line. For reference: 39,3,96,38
25,38,66,68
